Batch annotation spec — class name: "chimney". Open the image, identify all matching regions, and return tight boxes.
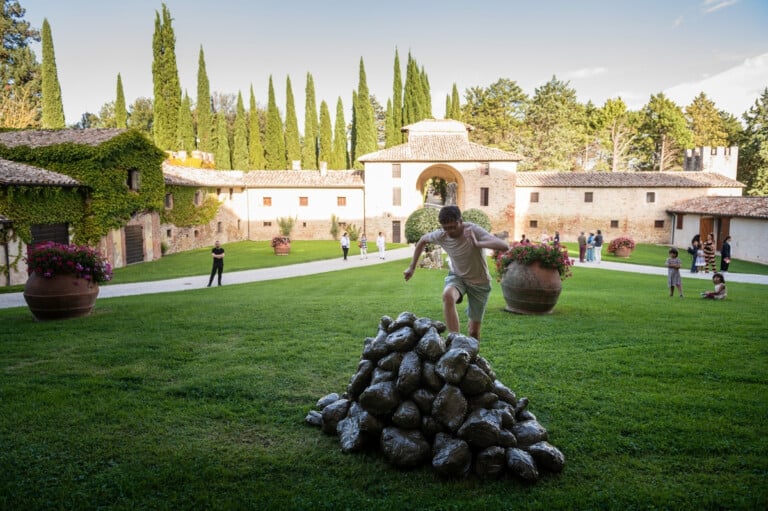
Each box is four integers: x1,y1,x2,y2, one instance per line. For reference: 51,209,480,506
319,161,327,176
292,160,301,170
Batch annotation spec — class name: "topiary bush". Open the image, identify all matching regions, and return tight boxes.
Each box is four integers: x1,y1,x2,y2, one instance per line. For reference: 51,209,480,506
405,207,440,243
461,208,492,232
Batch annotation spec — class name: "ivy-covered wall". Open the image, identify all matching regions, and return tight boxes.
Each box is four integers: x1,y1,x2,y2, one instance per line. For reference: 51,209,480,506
0,130,166,245
160,186,219,227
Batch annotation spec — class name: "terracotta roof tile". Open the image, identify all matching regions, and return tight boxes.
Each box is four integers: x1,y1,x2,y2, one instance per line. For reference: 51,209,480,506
514,171,743,188
0,158,80,186
359,136,523,162
667,196,768,219
0,128,126,148
162,163,364,188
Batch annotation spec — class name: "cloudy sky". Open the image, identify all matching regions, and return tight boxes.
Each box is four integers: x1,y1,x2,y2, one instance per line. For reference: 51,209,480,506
20,0,768,127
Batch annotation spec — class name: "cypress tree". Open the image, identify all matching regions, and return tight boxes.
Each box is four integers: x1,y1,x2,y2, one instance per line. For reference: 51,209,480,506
353,58,378,169
385,98,396,147
265,75,286,170
318,100,332,168
248,85,266,169
196,46,212,152
350,91,358,166
152,4,181,150
176,91,195,152
445,94,451,120
115,73,127,128
214,112,232,170
403,52,422,126
331,97,348,170
284,76,301,168
451,83,461,120
391,48,403,144
232,91,249,169
301,72,319,170
420,66,432,118
40,19,65,129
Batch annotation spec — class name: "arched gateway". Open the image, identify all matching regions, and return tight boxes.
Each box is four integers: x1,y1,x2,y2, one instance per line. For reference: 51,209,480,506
359,119,523,241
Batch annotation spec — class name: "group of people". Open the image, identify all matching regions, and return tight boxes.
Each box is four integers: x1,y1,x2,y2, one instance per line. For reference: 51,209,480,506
340,232,386,261
665,246,727,300
688,233,732,274
576,230,604,263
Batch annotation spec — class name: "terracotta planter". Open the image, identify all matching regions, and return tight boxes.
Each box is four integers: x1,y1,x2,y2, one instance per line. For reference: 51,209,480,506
613,246,632,258
273,244,291,255
500,261,562,315
23,272,99,321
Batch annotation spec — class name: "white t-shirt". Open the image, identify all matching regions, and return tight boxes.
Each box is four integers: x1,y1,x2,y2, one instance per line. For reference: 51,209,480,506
424,222,493,285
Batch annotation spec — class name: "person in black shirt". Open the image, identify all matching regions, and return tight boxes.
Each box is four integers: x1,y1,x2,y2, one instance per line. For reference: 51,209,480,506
207,240,225,287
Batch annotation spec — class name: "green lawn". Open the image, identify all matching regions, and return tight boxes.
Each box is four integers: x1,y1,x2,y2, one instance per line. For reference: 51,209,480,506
1,254,766,510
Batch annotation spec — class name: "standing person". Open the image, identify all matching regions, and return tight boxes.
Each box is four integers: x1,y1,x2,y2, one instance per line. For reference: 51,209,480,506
687,239,700,273
577,231,587,262
593,229,604,263
520,234,528,244
207,240,225,287
695,243,706,273
403,205,509,341
720,236,732,272
340,232,350,260
586,232,595,262
553,231,560,245
701,273,727,300
376,232,386,259
665,248,683,298
359,232,368,260
702,233,716,273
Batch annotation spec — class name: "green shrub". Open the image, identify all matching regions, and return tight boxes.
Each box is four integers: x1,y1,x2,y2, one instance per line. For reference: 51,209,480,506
405,207,440,243
461,208,491,231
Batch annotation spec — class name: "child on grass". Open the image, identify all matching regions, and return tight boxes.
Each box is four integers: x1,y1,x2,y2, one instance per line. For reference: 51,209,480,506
701,273,727,300
665,248,683,298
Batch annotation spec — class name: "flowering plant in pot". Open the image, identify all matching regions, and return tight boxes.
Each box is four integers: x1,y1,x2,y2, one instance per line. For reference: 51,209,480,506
25,241,113,283
607,236,636,254
271,236,291,248
493,242,573,281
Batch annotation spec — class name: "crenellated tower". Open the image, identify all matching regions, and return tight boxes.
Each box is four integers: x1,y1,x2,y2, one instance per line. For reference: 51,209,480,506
683,146,738,180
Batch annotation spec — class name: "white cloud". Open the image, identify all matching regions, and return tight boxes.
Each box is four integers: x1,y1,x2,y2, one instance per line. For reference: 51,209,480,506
664,52,768,116
562,67,607,80
702,0,738,14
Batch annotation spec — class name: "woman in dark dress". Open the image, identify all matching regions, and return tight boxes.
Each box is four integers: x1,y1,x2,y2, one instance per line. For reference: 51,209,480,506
720,236,732,272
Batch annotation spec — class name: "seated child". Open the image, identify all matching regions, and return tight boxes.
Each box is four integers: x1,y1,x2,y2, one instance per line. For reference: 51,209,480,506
701,273,727,300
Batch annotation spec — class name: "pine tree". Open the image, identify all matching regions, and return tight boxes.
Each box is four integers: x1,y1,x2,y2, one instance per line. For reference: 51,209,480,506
318,100,332,168
248,85,266,169
196,46,212,152
301,72,319,170
115,74,127,128
40,19,65,129
737,87,768,195
331,97,348,170
0,3,41,128
391,48,403,144
451,83,461,120
176,91,195,152
214,112,232,170
230,91,249,169
152,4,181,150
352,58,378,169
284,76,301,168
686,92,728,147
265,76,286,170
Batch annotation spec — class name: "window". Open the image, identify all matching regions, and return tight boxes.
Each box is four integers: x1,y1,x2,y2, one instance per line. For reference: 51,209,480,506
216,187,222,196
529,220,538,228
194,230,199,238
654,220,665,228
229,188,234,200
584,192,593,203
237,220,241,230
337,196,347,207
263,197,272,206
610,220,619,228
646,192,656,203
299,196,309,206
217,222,222,234
480,162,489,175
393,187,401,206
480,187,489,206
676,214,684,230
392,163,401,178
194,191,201,206
166,229,172,237
302,222,307,228
339,222,347,228
263,221,272,227
126,169,140,191
530,192,539,203
164,193,173,209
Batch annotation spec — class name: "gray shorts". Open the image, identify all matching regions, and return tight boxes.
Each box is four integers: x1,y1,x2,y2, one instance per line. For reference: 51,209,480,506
444,274,492,323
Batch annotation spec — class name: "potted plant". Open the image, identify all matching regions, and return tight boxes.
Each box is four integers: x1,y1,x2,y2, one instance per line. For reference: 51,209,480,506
271,236,291,255
607,236,636,257
492,242,573,315
23,241,113,320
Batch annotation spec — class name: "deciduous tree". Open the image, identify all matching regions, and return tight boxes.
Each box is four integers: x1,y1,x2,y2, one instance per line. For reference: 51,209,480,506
0,1,41,128
462,78,528,152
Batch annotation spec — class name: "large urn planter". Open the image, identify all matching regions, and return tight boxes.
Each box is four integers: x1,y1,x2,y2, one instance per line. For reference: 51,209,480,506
23,273,99,321
273,244,291,256
613,246,632,258
500,261,562,315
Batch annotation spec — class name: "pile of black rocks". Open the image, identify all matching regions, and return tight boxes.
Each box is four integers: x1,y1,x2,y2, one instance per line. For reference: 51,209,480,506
306,312,565,481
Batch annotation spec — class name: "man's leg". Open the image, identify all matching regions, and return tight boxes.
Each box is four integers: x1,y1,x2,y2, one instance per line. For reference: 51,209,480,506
468,319,482,340
442,286,461,334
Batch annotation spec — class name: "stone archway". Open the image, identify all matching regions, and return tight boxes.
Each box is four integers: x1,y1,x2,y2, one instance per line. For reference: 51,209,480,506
415,164,465,210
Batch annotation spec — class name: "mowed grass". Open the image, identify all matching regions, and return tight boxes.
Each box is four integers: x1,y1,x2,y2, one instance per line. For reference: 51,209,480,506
1,254,767,510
